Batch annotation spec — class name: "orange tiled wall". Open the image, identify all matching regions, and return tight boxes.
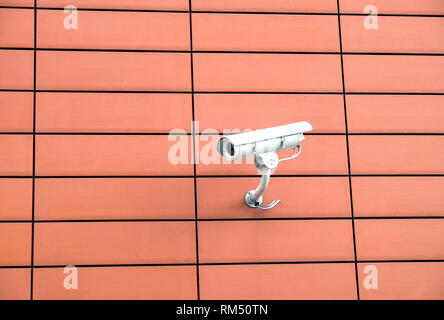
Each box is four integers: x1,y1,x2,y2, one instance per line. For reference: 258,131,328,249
1,0,444,300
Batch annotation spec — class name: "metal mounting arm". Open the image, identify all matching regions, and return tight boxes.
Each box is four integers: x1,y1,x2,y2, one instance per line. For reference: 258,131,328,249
245,143,301,210
245,167,280,209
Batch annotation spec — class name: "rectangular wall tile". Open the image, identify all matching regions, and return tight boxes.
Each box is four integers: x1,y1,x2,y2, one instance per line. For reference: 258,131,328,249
35,178,194,220
349,136,444,174
347,95,444,133
38,0,189,10
0,92,33,132
0,223,31,266
36,93,192,133
34,266,197,300
0,9,34,47
0,179,32,220
199,220,355,263
358,262,444,300
195,94,345,133
194,53,342,92
200,263,357,300
0,135,33,176
192,14,339,52
340,0,444,15
34,222,196,265
37,10,190,50
35,135,194,176
0,0,32,6
344,55,444,93
197,177,350,219
197,135,348,175
0,268,30,300
37,51,190,91
342,16,444,53
0,50,33,89
353,177,444,217
355,219,444,260
192,0,338,13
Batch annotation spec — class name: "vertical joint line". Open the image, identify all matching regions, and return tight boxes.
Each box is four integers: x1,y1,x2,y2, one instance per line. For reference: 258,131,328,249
336,0,360,300
189,0,200,300
30,0,37,300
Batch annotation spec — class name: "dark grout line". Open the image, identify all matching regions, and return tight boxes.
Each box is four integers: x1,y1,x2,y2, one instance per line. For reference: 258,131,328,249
4,132,444,136
41,7,189,13
0,132,192,135
2,89,444,95
0,6,189,13
36,48,192,53
342,13,444,18
337,0,360,301
191,12,444,18
38,263,197,268
343,52,444,56
346,92,444,95
3,216,444,224
2,6,444,17
357,259,444,264
198,260,444,266
189,2,201,301
30,0,37,301
0,89,192,93
199,174,444,177
3,47,444,56
3,259,444,270
4,174,444,179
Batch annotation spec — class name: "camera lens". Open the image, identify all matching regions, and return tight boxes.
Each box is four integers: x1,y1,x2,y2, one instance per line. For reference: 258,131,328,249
227,142,235,156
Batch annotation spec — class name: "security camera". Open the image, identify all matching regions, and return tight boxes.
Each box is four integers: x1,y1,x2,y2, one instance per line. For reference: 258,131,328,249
217,121,312,210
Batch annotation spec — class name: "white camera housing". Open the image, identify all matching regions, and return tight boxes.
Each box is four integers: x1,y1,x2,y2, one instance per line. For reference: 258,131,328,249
217,121,313,210
217,121,312,161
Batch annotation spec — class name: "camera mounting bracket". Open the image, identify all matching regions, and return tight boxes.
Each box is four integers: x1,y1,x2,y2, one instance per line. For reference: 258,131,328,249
245,143,302,210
